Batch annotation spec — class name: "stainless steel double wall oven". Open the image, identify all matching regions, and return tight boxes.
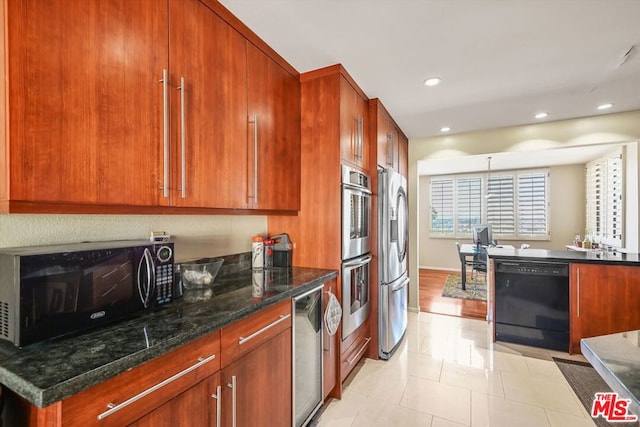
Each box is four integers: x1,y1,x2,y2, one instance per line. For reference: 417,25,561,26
341,165,372,339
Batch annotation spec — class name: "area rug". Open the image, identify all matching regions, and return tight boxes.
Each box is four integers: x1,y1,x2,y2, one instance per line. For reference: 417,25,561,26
441,273,486,301
553,358,639,427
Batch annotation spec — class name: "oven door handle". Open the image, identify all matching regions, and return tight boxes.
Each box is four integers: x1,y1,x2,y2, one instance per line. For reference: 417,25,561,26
342,183,372,196
343,254,372,269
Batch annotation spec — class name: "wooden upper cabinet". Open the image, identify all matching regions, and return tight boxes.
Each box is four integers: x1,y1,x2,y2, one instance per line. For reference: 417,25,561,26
340,76,369,172
371,98,408,178
247,43,301,211
1,0,300,213
398,131,408,178
569,263,640,353
4,0,168,208
169,0,248,209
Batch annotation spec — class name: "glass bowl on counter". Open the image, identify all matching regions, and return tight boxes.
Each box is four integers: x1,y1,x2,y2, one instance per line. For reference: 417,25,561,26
177,258,224,303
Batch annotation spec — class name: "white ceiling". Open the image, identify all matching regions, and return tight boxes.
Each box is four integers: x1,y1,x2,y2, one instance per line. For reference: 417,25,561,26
218,0,640,140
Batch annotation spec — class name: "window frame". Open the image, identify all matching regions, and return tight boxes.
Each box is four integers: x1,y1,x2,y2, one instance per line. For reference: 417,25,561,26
429,168,550,241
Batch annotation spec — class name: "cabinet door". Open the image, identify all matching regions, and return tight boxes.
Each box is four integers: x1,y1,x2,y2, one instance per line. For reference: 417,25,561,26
222,329,292,427
340,77,357,167
247,43,301,211
398,131,408,178
7,0,167,206
322,278,339,400
376,106,392,170
129,373,220,427
169,0,248,208
570,263,640,353
355,91,370,172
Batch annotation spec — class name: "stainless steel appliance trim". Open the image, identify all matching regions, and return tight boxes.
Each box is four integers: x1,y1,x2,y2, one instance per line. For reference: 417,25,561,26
211,385,222,427
347,336,371,365
97,353,217,420
292,284,324,427
397,186,409,262
227,375,237,427
343,253,373,269
391,276,410,292
160,69,169,198
178,76,186,199
342,182,373,195
238,313,291,345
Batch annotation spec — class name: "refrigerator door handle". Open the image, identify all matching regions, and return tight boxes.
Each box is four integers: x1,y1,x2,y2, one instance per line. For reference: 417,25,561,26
391,277,410,293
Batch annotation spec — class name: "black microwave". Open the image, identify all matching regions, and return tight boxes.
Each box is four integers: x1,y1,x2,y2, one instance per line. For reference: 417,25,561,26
0,240,175,347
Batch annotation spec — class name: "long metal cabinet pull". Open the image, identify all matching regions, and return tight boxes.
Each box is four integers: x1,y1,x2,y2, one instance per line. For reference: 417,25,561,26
178,77,186,198
97,353,217,420
211,385,222,427
238,313,291,345
227,375,237,427
358,116,364,160
576,267,580,317
251,114,259,204
160,69,169,198
347,337,371,365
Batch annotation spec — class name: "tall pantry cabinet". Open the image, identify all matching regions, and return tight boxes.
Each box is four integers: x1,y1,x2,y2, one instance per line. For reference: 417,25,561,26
268,64,371,400
0,0,300,213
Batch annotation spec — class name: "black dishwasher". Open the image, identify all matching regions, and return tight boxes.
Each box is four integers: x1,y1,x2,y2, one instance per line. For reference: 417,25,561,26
494,260,569,351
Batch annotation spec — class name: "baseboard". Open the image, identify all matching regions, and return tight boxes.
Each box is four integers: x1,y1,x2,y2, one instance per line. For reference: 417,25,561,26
419,266,459,272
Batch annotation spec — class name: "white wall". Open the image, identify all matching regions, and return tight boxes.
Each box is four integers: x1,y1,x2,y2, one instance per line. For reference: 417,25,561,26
0,214,267,261
408,110,640,311
419,164,585,270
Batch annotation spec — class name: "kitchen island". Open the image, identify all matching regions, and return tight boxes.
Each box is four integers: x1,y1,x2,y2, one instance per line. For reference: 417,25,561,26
0,261,337,417
487,247,640,353
582,330,640,418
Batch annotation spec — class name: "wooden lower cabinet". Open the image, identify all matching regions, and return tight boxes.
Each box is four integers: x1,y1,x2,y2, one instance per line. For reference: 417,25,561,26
340,318,371,383
569,263,640,353
129,373,220,427
322,278,340,400
222,329,292,427
7,302,294,427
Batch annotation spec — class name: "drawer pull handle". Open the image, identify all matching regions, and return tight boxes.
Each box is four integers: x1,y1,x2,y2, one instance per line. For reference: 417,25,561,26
347,337,371,366
238,313,291,346
97,353,217,420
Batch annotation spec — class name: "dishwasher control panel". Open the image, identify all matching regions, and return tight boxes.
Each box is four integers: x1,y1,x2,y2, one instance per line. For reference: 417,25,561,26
495,261,569,277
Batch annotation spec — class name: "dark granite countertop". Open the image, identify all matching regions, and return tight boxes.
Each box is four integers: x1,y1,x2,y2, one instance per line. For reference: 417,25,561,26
487,247,640,266
582,331,640,417
0,265,337,408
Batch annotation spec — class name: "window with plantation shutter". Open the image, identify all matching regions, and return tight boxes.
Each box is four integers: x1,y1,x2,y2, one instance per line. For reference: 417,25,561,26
585,148,623,247
486,175,515,235
456,177,482,233
429,169,549,240
430,178,454,235
517,172,548,237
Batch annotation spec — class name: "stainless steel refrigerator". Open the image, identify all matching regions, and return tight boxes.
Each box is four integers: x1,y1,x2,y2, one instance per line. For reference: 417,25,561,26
378,168,409,359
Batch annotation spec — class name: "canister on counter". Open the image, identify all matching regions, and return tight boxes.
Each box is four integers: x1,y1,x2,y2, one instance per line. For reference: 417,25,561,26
271,233,293,267
251,235,264,270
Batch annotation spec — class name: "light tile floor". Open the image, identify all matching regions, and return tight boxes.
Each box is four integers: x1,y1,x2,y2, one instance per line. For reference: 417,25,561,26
317,311,596,427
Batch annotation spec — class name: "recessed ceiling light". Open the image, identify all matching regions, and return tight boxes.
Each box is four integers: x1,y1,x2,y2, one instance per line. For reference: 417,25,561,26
597,103,614,110
534,112,549,119
424,77,442,87
440,127,451,133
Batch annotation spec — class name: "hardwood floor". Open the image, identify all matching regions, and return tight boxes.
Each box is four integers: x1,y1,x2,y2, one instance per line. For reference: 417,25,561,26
418,268,487,320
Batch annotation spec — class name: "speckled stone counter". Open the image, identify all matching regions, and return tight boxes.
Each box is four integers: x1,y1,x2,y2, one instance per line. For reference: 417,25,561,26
487,247,640,266
0,265,337,408
582,331,640,417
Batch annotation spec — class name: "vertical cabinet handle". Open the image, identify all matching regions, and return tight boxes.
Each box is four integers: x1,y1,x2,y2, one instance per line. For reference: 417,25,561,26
249,115,259,205
358,116,364,161
576,267,581,317
177,77,186,199
387,133,394,167
160,69,169,198
211,385,222,427
227,375,237,427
